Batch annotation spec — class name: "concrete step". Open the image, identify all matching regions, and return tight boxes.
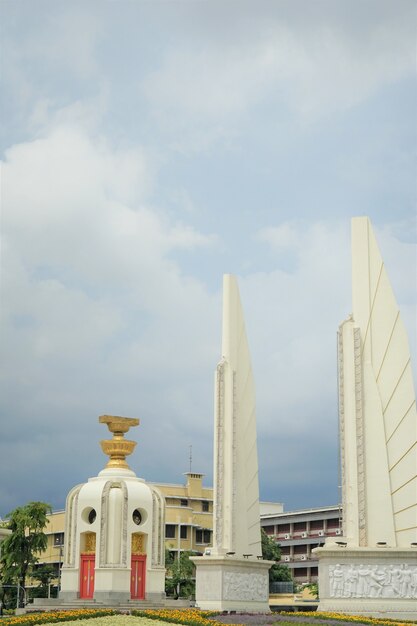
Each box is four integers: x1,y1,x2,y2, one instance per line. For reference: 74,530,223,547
24,599,182,612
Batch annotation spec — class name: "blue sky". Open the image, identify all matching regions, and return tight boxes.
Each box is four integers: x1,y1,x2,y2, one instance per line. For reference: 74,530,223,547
0,0,416,518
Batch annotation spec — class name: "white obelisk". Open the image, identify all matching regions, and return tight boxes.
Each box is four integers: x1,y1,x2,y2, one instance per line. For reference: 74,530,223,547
314,217,417,619
341,217,417,547
212,274,262,558
192,274,272,612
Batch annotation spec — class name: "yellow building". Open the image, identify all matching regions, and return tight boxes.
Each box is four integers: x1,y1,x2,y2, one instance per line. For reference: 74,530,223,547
32,510,65,585
153,473,213,558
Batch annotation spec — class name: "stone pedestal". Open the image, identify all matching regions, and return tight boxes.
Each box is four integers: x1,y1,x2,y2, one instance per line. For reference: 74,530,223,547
314,545,417,620
191,555,273,612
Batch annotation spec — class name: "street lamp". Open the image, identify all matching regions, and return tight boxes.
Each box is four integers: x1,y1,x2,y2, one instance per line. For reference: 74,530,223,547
57,544,63,595
15,579,25,610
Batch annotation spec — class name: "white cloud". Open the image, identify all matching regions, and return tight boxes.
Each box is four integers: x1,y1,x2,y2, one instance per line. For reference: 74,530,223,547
143,7,414,148
1,0,415,514
244,219,416,437
1,123,218,414
0,122,222,511
2,126,217,296
1,134,415,511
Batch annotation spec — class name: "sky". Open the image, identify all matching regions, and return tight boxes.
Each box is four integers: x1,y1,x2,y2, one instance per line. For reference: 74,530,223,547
0,0,416,518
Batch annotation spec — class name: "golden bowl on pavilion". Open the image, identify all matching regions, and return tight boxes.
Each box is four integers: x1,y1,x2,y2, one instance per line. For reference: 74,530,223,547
100,438,137,469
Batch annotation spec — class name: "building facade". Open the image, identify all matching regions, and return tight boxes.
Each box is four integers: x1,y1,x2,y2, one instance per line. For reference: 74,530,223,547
261,505,342,584
153,473,213,558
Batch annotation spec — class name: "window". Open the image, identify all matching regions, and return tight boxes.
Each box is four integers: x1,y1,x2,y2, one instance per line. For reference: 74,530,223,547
196,529,211,544
295,567,308,577
310,520,324,530
294,521,307,531
263,525,274,535
165,524,176,538
277,523,290,533
180,499,188,507
327,518,340,528
202,501,209,512
180,526,188,539
132,509,142,525
54,533,64,546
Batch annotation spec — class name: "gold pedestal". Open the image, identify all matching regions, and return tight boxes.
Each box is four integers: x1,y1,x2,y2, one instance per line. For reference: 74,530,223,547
99,415,139,470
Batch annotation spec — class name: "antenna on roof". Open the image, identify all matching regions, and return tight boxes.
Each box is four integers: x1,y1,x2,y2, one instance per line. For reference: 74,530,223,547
189,444,192,473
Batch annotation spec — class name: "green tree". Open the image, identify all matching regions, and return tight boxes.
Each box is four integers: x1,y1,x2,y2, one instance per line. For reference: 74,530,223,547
30,564,58,599
165,550,195,599
0,501,52,603
261,529,293,583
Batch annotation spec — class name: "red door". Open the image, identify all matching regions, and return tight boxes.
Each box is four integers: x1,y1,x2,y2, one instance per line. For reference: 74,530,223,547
80,554,95,599
131,555,146,599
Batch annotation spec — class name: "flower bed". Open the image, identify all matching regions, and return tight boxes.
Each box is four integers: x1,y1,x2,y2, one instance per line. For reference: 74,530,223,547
279,611,416,626
0,608,413,626
132,609,230,626
0,609,117,626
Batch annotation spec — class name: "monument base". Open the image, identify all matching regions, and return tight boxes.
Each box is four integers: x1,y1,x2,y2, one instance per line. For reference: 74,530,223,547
191,555,273,612
313,543,417,620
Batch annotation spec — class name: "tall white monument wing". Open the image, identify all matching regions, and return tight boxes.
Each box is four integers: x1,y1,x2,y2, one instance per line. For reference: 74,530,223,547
213,274,262,558
339,217,417,547
191,274,271,612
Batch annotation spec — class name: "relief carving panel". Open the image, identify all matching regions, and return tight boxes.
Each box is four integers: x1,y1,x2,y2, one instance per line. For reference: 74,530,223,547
329,564,417,599
223,571,268,601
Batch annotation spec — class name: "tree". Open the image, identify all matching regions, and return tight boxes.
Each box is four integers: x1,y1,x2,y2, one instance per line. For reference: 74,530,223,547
0,501,52,602
30,564,58,599
261,528,293,583
165,550,195,599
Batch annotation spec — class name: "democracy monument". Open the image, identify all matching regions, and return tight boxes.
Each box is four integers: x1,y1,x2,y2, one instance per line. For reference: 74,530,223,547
314,217,417,619
30,216,415,616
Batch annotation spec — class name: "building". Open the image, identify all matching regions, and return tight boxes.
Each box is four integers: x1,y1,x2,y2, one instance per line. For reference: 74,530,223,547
154,473,283,559
261,504,342,584
32,511,65,584
152,473,213,558
0,527,11,541
0,526,12,551
29,468,336,592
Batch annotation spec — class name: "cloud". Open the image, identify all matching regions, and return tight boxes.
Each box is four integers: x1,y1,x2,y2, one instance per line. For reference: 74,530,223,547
142,2,415,150
0,124,220,513
242,218,415,507
246,221,351,429
0,0,415,516
1,140,415,514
